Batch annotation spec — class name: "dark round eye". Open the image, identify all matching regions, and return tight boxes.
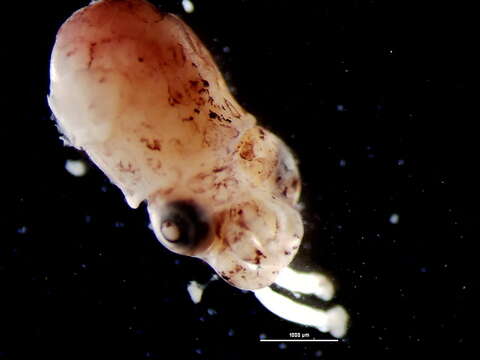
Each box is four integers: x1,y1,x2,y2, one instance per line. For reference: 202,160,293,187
159,201,209,248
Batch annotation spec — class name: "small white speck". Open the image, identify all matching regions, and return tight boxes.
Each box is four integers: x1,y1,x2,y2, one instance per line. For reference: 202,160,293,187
65,159,87,177
397,159,405,166
182,0,194,13
223,46,231,53
339,159,346,167
278,343,287,350
17,226,28,234
336,104,345,112
207,308,217,316
259,333,267,340
227,329,235,336
389,213,400,224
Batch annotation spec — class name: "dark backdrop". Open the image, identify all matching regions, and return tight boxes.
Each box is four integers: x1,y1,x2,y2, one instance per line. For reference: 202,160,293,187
2,0,477,358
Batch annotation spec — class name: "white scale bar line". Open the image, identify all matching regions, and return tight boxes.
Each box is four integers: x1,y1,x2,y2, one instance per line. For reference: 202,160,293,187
260,339,339,342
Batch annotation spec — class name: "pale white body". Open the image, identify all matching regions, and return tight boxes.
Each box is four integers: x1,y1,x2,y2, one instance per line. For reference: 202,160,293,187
49,0,349,338
49,0,303,290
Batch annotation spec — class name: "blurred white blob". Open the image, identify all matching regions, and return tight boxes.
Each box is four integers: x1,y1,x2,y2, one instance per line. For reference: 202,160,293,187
182,0,194,13
389,213,400,224
65,159,87,177
187,274,219,304
187,281,205,304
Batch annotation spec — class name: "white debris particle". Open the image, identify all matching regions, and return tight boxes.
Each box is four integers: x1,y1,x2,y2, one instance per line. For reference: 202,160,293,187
65,159,87,177
389,213,400,224
397,159,405,166
17,226,28,234
187,281,205,304
207,308,217,316
336,104,345,112
339,159,346,167
222,46,231,53
182,0,194,13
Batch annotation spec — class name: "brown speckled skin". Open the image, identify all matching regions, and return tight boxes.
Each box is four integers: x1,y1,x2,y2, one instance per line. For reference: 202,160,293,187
48,0,303,290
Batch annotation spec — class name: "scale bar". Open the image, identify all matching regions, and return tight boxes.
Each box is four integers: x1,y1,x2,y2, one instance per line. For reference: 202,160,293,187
260,339,339,342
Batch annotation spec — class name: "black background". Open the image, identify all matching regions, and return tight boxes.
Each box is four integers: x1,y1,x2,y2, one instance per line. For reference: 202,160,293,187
2,0,477,358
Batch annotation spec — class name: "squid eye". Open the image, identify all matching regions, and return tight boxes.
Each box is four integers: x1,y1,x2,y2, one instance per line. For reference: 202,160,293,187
159,201,209,249
160,220,181,243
